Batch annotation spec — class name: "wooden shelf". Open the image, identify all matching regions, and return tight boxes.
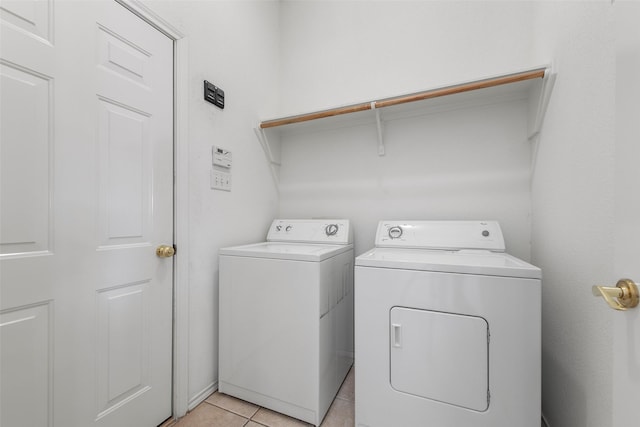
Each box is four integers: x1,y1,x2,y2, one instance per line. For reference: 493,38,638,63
260,68,546,129
255,65,556,185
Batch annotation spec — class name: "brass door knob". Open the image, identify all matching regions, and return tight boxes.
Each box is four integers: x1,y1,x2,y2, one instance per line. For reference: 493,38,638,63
156,245,175,258
592,279,639,311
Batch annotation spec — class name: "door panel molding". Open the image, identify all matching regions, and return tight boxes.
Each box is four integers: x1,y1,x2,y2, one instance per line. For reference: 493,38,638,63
0,60,53,258
97,97,151,245
0,0,53,44
97,23,152,87
97,282,151,418
0,300,53,427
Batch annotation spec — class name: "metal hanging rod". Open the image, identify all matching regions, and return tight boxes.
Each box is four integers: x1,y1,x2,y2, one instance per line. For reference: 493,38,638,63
259,68,547,130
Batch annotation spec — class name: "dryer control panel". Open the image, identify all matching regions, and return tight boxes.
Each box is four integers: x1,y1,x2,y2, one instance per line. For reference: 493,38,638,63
267,219,352,245
375,220,505,251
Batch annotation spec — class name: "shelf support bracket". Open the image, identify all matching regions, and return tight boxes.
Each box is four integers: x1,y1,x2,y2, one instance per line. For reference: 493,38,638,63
528,66,557,140
254,125,281,188
372,102,385,156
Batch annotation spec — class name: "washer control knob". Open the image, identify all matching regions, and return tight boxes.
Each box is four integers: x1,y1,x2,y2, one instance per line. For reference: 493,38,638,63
325,224,339,236
276,225,282,232
482,230,490,237
285,225,292,232
388,226,403,239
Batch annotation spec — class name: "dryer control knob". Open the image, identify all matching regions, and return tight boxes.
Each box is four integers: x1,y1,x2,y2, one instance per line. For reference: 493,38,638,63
388,226,403,239
325,224,339,236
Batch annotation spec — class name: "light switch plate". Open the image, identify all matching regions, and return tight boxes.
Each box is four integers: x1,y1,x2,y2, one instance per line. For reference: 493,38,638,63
211,169,231,191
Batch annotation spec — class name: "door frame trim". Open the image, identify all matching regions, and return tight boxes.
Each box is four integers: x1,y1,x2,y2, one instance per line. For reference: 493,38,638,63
115,0,190,419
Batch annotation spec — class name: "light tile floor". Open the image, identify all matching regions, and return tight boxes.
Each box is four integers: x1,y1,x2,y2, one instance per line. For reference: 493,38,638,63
162,367,544,427
166,367,355,427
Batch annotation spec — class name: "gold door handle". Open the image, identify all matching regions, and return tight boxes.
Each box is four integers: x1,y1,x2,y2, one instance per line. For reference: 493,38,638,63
156,245,175,258
592,279,639,311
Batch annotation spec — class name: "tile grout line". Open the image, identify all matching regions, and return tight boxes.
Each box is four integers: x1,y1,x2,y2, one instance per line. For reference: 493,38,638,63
202,398,258,422
243,417,268,427
196,384,353,427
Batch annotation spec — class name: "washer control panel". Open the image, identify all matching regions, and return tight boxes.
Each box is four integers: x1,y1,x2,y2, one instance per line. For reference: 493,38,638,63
325,223,339,236
388,226,403,239
376,220,505,251
267,219,352,244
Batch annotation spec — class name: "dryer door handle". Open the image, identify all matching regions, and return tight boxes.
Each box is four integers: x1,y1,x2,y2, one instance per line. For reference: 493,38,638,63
392,324,402,348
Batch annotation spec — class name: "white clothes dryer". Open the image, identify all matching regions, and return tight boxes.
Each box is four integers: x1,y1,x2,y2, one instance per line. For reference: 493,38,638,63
355,221,541,427
219,219,354,426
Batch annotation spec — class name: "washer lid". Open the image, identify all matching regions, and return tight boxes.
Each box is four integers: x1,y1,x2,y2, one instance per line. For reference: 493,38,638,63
220,241,353,262
355,247,541,279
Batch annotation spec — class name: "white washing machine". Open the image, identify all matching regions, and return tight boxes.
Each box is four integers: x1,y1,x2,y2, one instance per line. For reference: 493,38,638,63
219,219,354,426
355,221,541,427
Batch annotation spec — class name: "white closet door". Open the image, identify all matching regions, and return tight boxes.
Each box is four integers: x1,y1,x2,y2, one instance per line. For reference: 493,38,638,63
1,1,174,426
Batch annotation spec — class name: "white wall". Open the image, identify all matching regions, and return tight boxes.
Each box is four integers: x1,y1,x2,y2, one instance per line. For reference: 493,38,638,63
277,100,534,258
279,1,534,113
530,2,615,427
276,1,536,259
143,0,281,408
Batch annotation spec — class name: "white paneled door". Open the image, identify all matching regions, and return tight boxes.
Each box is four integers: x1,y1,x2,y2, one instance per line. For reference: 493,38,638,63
1,1,174,426
613,3,640,426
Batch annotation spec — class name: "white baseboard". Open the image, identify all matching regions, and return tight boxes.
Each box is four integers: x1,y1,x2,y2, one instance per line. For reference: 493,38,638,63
188,381,218,411
542,412,550,427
